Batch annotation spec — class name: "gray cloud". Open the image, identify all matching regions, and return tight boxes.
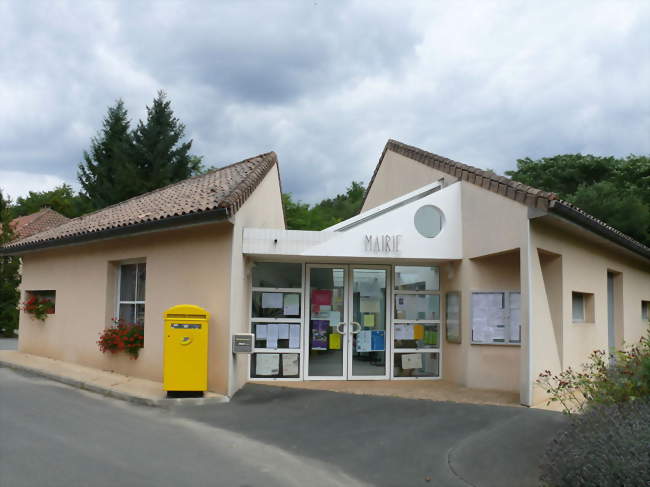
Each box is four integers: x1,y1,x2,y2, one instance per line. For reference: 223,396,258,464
0,1,648,203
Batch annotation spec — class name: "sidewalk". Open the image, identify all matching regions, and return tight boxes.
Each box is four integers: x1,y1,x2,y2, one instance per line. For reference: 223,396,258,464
0,350,228,407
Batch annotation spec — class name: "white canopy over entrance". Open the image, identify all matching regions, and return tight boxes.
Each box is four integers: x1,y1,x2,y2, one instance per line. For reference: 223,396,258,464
243,181,463,261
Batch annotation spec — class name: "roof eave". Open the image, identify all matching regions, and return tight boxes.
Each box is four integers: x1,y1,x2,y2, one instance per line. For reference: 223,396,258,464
548,201,650,261
0,207,230,256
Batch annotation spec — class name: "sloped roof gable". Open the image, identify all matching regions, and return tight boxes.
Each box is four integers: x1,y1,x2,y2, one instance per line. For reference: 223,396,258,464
367,139,649,260
3,152,277,253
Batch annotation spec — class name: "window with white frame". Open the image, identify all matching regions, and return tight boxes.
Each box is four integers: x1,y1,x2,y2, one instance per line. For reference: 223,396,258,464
117,262,146,326
642,301,649,321
471,291,520,344
393,266,441,378
250,262,303,379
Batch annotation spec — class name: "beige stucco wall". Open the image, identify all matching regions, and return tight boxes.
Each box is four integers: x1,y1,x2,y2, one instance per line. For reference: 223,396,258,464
18,222,234,394
529,218,650,404
361,150,458,212
441,182,527,394
443,250,522,393
228,166,286,396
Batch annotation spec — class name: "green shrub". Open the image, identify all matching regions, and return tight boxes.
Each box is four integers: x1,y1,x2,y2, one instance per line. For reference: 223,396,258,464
540,399,650,487
537,331,650,414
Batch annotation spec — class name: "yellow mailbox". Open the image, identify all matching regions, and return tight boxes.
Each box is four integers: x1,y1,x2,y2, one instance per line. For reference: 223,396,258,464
163,304,210,394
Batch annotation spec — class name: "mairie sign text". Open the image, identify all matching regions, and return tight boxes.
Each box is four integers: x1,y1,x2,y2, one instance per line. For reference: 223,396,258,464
364,234,402,253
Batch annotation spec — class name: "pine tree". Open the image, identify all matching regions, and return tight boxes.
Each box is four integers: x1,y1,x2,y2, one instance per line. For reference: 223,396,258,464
0,190,21,337
131,90,201,192
78,99,137,209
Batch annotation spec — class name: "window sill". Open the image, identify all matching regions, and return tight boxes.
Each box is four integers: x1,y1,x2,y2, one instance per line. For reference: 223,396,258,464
470,342,521,347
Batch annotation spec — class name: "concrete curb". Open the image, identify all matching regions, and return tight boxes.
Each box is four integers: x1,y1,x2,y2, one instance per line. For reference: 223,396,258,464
0,359,230,408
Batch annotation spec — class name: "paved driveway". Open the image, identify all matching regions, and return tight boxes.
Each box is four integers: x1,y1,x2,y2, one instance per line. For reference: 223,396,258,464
0,367,566,487
180,384,566,487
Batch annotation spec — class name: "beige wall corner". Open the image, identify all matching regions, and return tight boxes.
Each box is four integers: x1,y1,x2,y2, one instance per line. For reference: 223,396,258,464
227,165,286,397
528,217,650,405
18,222,233,394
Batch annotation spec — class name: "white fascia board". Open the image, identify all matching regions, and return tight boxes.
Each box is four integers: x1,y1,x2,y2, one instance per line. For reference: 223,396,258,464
243,182,463,261
326,180,443,232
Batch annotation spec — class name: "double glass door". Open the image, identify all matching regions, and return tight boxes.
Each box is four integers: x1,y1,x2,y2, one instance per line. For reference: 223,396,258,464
305,265,389,380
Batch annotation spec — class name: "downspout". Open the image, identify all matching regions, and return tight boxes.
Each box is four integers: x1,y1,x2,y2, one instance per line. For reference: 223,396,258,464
525,219,534,406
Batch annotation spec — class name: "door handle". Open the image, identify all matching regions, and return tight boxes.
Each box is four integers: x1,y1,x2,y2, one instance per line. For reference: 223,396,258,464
336,322,346,334
350,322,362,334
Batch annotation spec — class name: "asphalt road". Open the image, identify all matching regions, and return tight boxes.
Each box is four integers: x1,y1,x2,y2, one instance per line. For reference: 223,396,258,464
0,368,364,487
0,365,567,487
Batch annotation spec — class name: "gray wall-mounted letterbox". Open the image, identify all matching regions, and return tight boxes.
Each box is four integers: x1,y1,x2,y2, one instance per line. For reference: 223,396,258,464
232,333,254,353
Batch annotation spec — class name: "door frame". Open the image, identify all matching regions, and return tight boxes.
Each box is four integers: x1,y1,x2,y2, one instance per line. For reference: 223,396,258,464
347,265,391,380
303,264,391,381
303,264,350,380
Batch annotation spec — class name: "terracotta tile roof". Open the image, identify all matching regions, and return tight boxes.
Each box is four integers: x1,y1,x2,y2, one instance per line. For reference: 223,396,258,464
2,152,277,253
369,139,650,260
9,208,70,240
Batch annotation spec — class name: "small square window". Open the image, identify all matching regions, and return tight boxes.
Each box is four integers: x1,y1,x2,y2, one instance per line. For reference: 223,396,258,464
572,292,585,322
572,292,594,323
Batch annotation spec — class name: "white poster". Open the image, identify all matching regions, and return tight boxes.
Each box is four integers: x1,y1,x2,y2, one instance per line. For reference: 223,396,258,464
256,354,279,376
289,324,301,349
282,354,299,376
401,353,423,370
329,311,341,327
356,330,372,352
266,323,279,349
283,294,300,316
278,323,289,340
394,324,414,340
262,292,283,309
255,324,268,339
473,293,501,342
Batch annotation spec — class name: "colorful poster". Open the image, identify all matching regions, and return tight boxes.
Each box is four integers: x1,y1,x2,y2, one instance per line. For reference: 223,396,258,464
311,320,329,350
413,324,425,340
328,333,341,350
311,289,332,306
363,313,375,327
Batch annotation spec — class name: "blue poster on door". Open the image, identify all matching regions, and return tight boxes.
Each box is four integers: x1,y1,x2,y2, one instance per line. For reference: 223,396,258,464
371,330,385,351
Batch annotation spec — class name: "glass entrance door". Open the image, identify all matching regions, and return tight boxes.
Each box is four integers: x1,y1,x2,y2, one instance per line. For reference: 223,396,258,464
305,266,347,379
349,267,389,379
305,265,389,380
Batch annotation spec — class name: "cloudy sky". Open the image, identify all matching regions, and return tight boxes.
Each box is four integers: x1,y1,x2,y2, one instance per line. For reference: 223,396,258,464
1,1,649,204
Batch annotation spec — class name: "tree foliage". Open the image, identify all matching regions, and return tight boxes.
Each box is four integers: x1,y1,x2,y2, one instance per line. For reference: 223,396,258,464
10,184,91,219
284,181,365,230
78,92,202,210
78,99,137,209
0,190,21,337
506,154,650,246
131,91,202,193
